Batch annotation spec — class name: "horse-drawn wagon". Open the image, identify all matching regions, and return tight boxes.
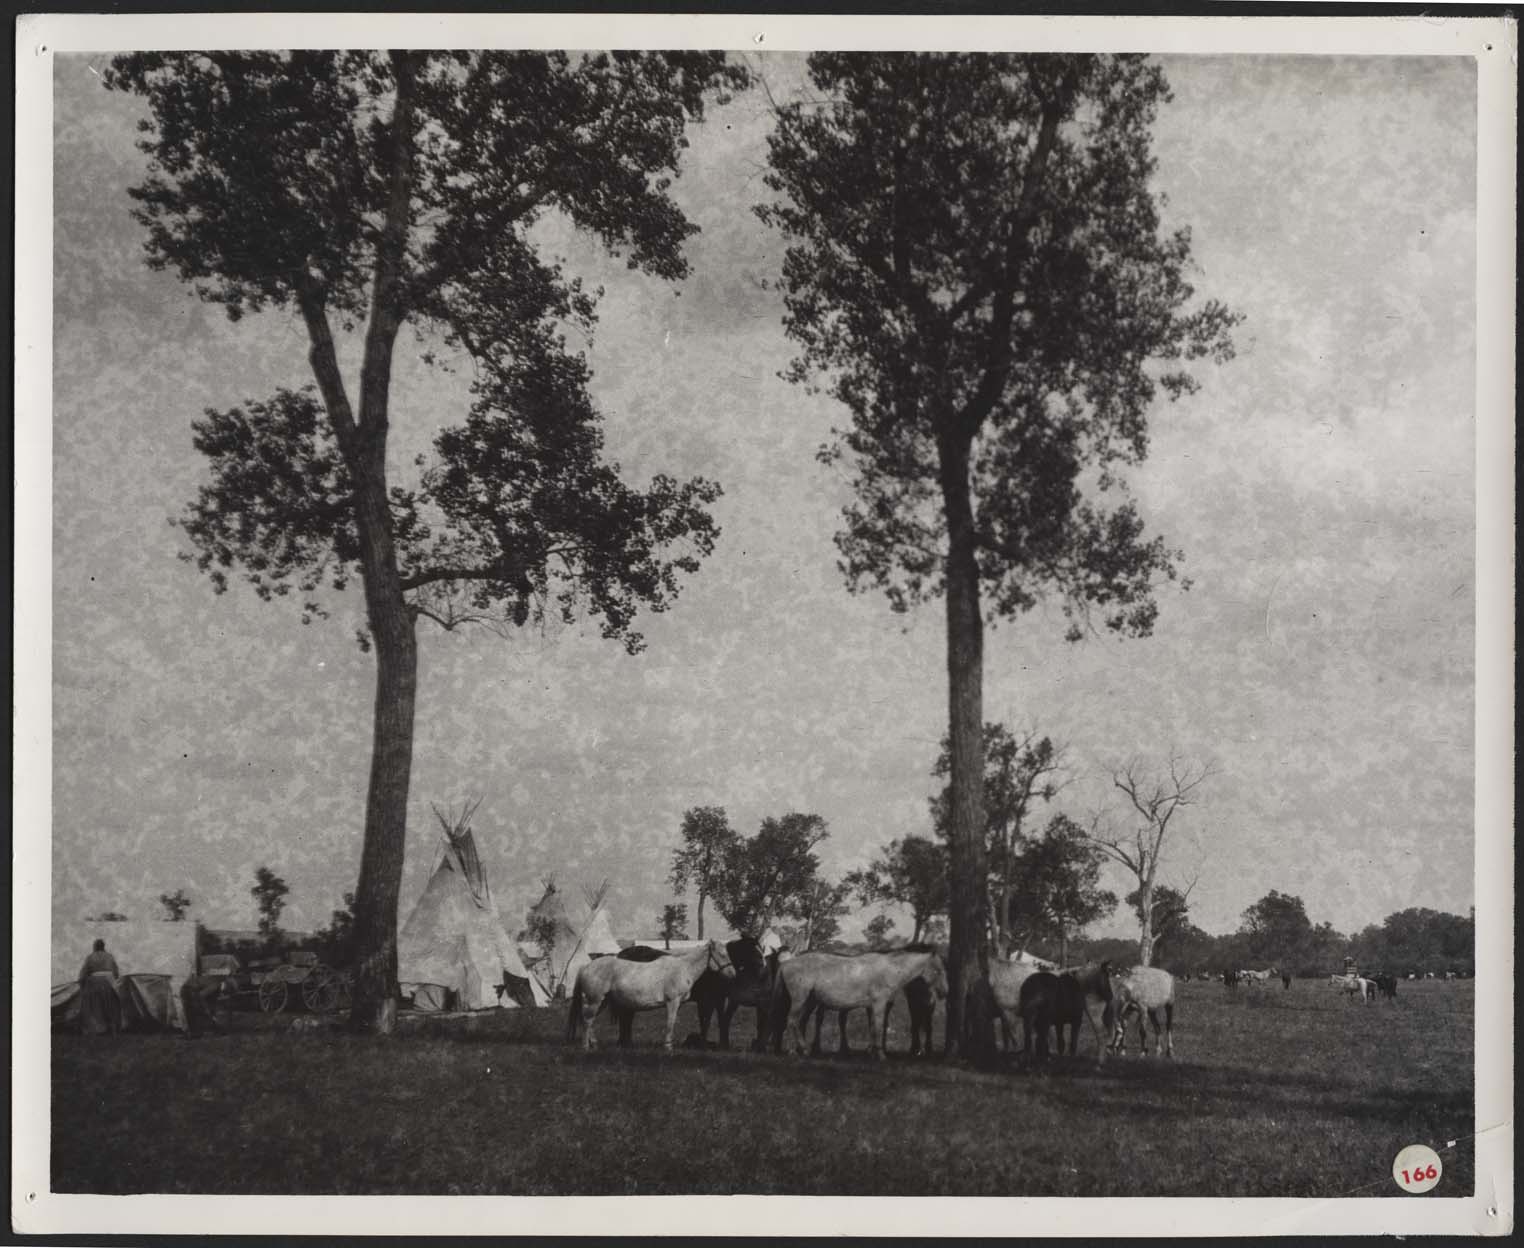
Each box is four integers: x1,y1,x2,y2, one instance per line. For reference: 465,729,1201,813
210,950,352,1015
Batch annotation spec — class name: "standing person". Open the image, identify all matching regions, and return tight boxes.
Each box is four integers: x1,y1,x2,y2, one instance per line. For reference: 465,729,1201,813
77,938,122,1036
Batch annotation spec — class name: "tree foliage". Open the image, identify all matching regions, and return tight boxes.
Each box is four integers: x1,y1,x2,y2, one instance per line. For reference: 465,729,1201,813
158,889,192,922
251,866,290,939
758,54,1237,630
104,50,747,649
313,891,358,968
658,902,689,947
712,813,831,937
844,835,949,943
785,877,852,951
1005,814,1117,957
863,913,899,949
1349,907,1473,976
1126,882,1190,956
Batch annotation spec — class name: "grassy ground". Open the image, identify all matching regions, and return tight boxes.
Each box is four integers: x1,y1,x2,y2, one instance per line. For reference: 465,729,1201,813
52,978,1474,1197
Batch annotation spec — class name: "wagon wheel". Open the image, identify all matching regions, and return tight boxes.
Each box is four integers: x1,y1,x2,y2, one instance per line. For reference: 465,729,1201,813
258,977,288,1013
302,967,342,1014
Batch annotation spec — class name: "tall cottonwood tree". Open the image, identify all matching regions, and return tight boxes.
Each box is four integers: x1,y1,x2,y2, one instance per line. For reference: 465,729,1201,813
105,51,749,1032
759,53,1237,1052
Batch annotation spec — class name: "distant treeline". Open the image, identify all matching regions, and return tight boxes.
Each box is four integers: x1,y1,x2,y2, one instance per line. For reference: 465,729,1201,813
1068,903,1475,979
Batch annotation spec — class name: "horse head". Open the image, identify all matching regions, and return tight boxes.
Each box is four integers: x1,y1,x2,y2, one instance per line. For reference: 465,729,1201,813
924,952,950,1000
707,938,737,979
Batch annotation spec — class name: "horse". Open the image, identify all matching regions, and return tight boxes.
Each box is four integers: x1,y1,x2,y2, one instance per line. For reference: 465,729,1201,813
800,945,948,1058
690,937,773,1050
1109,966,1176,1058
987,960,1112,1063
1241,967,1276,987
1332,973,1374,1004
771,948,944,1060
1223,969,1240,989
1280,971,1292,989
1373,973,1399,1001
568,938,735,1052
1017,971,1085,1062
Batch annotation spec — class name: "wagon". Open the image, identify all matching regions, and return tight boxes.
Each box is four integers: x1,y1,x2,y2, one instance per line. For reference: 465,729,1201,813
218,951,352,1015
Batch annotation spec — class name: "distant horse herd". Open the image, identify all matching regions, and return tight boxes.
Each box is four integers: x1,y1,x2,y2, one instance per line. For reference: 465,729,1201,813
565,937,1190,1064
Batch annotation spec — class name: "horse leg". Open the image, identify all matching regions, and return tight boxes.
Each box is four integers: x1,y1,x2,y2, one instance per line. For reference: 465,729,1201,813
663,995,681,1054
1001,1008,1022,1059
867,1000,887,1061
581,992,603,1051
785,996,810,1058
1163,1002,1175,1059
838,1009,852,1056
617,1006,634,1047
717,997,736,1051
1083,998,1108,1064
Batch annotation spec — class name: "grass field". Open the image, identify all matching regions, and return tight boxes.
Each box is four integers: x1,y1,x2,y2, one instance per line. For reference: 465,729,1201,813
51,978,1474,1197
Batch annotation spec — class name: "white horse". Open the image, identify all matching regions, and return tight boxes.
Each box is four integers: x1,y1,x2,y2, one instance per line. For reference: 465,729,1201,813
567,939,734,1052
772,948,944,1060
1109,966,1176,1058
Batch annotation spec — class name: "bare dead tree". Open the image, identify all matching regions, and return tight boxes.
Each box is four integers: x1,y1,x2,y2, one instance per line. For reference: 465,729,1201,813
1088,753,1214,967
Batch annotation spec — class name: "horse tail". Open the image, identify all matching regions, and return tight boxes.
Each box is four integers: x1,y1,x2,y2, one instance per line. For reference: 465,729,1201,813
566,978,584,1043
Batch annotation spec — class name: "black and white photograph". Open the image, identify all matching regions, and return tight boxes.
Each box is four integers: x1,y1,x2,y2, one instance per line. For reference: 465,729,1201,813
13,11,1514,1238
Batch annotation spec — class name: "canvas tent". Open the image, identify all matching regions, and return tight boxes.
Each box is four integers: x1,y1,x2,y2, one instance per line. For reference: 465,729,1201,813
398,801,548,1011
521,879,621,999
51,916,198,1031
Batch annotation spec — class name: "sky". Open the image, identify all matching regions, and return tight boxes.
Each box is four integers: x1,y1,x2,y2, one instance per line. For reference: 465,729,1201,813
44,48,1482,949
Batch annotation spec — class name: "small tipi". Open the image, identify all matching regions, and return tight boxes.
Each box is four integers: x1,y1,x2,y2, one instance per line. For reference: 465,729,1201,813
521,878,621,999
398,800,548,1011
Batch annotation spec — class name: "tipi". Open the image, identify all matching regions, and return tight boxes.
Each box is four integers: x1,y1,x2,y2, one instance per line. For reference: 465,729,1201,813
578,882,622,960
521,878,621,999
398,800,548,1011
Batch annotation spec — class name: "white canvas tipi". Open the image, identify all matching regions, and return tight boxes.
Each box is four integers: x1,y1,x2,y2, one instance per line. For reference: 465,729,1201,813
398,800,548,1010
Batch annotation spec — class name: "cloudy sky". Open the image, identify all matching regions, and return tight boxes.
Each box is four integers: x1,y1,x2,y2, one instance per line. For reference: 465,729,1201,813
43,45,1483,948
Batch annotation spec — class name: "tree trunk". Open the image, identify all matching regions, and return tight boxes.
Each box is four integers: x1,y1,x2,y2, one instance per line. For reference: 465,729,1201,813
938,432,989,1058
696,891,706,940
344,452,419,1034
1137,880,1154,968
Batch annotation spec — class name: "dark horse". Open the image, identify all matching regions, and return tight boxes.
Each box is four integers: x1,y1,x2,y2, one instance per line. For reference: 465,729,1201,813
693,937,773,1049
1017,971,1086,1062
1374,972,1399,1001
